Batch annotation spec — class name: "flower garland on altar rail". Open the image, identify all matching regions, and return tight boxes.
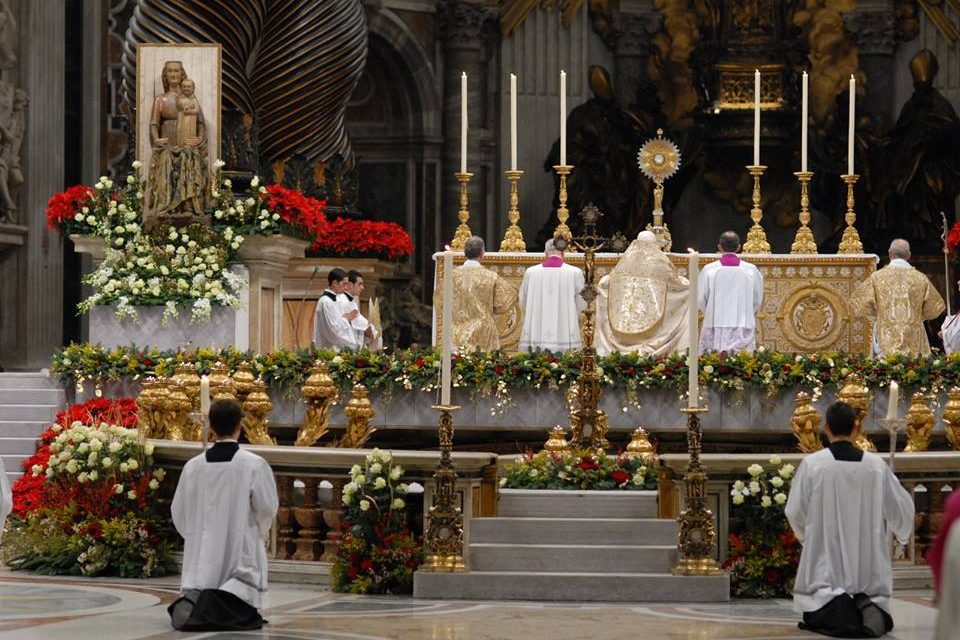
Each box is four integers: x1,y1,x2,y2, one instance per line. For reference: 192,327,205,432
51,344,960,408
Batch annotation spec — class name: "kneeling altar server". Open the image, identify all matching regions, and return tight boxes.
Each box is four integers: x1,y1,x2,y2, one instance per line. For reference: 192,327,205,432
519,238,586,352
169,398,279,631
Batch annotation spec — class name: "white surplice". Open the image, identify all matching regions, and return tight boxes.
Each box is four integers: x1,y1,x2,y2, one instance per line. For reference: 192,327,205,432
0,456,10,541
943,314,960,354
785,447,914,614
338,292,375,348
518,259,586,352
171,447,279,609
313,290,358,351
698,256,764,353
935,524,960,640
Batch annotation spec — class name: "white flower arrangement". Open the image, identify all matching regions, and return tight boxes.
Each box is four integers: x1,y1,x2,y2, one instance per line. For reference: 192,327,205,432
729,454,794,511
340,448,410,519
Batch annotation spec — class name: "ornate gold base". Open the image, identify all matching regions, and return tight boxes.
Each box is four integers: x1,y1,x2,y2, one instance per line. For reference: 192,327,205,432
672,557,724,576
450,172,474,250
500,169,526,251
419,554,468,573
837,174,863,254
742,165,770,254
790,171,817,254
553,165,573,240
422,404,468,573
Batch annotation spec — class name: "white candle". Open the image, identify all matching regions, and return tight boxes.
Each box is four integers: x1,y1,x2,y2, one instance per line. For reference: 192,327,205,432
886,381,899,420
510,73,518,171
559,70,567,166
687,251,699,408
460,72,468,174
848,74,855,176
753,69,761,166
441,252,454,405
200,375,210,415
801,71,808,172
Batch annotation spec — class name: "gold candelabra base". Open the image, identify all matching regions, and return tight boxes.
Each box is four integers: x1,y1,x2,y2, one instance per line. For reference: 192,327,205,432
838,173,863,254
500,169,526,251
673,405,723,576
742,165,770,254
790,171,817,254
450,172,474,251
553,164,574,241
420,404,468,572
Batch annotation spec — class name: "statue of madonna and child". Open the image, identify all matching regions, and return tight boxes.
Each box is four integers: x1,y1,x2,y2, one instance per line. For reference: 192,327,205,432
143,60,211,230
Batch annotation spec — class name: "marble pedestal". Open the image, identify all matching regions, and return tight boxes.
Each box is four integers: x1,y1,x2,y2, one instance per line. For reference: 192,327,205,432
88,303,250,351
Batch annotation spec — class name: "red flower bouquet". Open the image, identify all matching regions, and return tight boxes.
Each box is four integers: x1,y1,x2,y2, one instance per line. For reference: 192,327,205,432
46,185,94,233
315,217,414,259
261,184,328,240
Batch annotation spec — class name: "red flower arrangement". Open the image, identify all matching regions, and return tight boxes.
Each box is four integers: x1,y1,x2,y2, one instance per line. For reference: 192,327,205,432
315,217,414,259
45,185,94,231
261,184,329,240
948,221,960,253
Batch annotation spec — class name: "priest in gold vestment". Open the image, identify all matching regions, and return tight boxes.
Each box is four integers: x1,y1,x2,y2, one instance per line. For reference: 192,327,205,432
594,231,690,356
852,238,945,356
449,236,517,351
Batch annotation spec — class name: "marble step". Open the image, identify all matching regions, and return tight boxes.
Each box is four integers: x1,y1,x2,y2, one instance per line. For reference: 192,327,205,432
414,570,729,602
471,517,677,546
0,405,57,422
469,542,677,573
498,490,657,518
0,437,42,456
0,420,49,438
0,389,63,405
0,373,61,390
1,454,27,476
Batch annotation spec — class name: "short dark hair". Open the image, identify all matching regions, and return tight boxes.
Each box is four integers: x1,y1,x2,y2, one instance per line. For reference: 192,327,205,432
826,401,857,437
464,236,485,260
209,398,243,437
348,269,362,283
327,267,348,286
719,231,740,252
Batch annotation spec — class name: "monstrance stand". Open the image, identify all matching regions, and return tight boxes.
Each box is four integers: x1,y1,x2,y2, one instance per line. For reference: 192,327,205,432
638,129,680,251
421,404,467,572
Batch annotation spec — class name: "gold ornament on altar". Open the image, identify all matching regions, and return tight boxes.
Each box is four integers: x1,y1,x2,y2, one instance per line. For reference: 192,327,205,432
637,129,680,251
232,361,257,404
904,391,934,452
742,165,771,253
543,425,571,453
837,174,863,253
942,387,960,451
790,171,817,254
552,164,574,241
295,360,337,447
164,381,193,441
136,378,162,440
837,375,876,451
241,379,275,445
171,362,201,439
500,170,526,251
624,426,655,462
208,361,236,401
449,171,474,250
790,391,823,453
338,384,377,449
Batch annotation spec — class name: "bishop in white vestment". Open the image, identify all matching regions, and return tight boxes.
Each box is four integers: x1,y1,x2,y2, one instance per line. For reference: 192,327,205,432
314,268,360,351
518,240,586,352
0,456,10,542
786,402,914,637
698,231,763,353
170,399,279,631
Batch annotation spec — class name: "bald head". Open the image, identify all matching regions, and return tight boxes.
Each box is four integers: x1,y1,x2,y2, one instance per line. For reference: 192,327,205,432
889,238,911,261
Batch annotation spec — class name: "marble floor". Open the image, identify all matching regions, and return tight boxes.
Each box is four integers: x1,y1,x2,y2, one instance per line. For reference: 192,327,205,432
0,570,941,639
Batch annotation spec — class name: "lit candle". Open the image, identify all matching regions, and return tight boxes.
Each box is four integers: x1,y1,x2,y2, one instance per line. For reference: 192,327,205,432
200,375,210,415
510,73,518,171
559,70,567,166
753,69,761,166
687,251,699,409
460,72,468,174
848,74,855,176
886,380,899,420
801,71,808,172
441,251,454,405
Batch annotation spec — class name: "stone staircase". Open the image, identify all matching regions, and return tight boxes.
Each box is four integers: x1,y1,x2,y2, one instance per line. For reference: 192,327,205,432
0,373,65,482
414,490,729,602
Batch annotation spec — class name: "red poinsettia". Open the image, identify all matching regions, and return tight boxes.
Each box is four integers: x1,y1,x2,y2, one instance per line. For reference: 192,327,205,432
948,221,960,253
261,184,328,240
46,184,94,231
315,217,414,259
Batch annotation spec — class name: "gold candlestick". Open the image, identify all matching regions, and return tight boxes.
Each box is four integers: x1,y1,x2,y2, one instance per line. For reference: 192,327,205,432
673,405,723,576
450,171,474,251
499,169,526,251
838,173,863,254
790,170,817,254
742,165,770,253
421,405,467,572
552,164,574,240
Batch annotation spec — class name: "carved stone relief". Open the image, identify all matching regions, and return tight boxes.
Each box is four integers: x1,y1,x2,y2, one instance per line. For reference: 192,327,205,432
0,0,25,225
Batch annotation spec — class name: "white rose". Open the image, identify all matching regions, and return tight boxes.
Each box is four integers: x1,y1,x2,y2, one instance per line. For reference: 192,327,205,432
733,480,745,491
132,160,142,169
149,479,160,490
113,483,124,494
732,493,745,505
770,476,784,488
108,441,122,453
760,495,773,508
250,176,260,187
74,213,85,222
774,492,787,505
389,466,402,481
89,439,103,451
127,459,139,470
31,464,43,475
127,490,137,500
748,481,760,495
370,462,382,475
89,470,98,481
66,460,79,474
359,499,370,512
779,464,795,479
119,462,129,473
392,498,405,509
769,454,782,466
747,463,764,477
101,457,113,468
144,443,154,456
373,476,387,489
126,175,135,184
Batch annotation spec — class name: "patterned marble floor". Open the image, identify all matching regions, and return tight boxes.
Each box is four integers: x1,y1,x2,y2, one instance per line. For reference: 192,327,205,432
0,570,941,639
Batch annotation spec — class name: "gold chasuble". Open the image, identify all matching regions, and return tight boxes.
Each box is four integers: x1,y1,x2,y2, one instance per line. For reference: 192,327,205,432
450,263,518,352
594,231,690,356
851,260,945,356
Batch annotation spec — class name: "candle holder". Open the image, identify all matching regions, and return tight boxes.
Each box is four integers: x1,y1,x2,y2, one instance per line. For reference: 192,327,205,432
449,171,474,251
790,170,817,254
838,173,863,254
499,169,526,251
742,165,770,253
552,164,574,240
421,404,468,572
673,405,723,576
876,418,906,473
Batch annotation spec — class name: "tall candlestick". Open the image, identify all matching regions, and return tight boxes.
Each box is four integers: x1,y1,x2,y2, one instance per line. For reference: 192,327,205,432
801,71,808,172
754,69,761,167
559,70,567,166
200,375,210,415
460,72,467,174
687,251,700,408
441,252,454,406
510,73,518,171
886,380,899,420
848,74,855,176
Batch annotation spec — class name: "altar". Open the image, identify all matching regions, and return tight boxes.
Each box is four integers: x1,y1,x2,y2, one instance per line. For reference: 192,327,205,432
433,251,878,355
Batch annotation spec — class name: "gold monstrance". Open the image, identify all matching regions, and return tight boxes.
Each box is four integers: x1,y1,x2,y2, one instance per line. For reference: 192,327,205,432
638,129,681,251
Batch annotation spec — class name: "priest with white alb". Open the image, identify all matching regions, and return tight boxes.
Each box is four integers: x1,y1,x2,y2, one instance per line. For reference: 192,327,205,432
698,231,764,353
786,401,914,638
314,267,360,351
518,238,586,352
